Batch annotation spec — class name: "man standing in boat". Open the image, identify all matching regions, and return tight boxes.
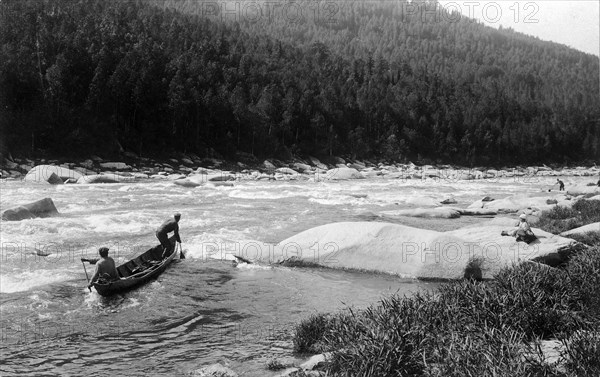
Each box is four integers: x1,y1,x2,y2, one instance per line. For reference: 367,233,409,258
83,247,119,289
156,212,182,258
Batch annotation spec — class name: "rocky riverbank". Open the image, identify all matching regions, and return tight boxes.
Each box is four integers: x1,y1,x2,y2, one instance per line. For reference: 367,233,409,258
2,154,600,184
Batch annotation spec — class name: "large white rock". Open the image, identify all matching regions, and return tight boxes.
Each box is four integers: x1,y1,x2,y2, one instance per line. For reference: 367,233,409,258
173,179,201,188
276,167,299,175
24,165,83,183
268,222,475,279
256,221,579,280
560,222,600,237
99,162,130,170
323,167,364,180
567,185,600,196
1,198,59,221
187,173,235,184
446,222,576,277
77,174,135,184
381,207,461,219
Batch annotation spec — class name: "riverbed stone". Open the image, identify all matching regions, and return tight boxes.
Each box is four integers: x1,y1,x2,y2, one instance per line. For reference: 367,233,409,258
192,363,238,377
2,198,59,221
99,162,130,170
25,165,83,183
323,167,364,180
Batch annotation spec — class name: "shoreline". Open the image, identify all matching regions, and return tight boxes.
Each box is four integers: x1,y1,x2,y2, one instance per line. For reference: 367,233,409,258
2,154,599,183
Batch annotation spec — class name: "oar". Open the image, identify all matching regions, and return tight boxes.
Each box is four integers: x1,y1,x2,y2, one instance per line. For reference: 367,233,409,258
81,259,92,292
179,242,185,259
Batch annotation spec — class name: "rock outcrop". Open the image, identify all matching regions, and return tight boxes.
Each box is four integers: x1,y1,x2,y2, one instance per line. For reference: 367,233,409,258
1,198,59,221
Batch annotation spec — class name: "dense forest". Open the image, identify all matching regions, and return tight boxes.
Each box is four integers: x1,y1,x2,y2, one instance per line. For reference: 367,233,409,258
1,0,598,165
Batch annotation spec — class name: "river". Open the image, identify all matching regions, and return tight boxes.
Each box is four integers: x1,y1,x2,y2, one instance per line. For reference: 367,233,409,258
0,174,589,375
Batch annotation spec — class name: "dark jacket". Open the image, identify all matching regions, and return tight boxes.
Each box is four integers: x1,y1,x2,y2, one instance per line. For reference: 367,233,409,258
156,218,181,242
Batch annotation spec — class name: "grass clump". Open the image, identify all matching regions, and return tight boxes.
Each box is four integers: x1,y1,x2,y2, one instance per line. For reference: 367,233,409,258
293,313,337,354
562,331,600,376
537,199,600,234
293,244,600,376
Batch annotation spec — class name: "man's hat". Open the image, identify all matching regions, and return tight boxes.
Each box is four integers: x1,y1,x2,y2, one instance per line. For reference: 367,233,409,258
519,214,527,220
99,247,110,253
174,213,181,219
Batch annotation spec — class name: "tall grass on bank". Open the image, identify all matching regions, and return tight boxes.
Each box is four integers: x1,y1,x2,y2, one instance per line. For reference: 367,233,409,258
562,330,600,376
536,199,600,234
293,246,600,376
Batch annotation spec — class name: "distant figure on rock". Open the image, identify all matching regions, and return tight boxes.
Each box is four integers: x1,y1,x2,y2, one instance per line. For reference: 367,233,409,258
82,247,119,289
501,214,537,244
156,213,182,258
556,179,565,191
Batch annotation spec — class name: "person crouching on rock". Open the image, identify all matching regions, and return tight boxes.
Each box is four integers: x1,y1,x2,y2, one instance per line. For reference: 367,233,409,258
83,247,119,289
501,214,536,243
156,213,182,258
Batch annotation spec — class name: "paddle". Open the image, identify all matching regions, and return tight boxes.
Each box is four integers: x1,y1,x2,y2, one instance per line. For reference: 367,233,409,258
81,258,92,292
179,242,185,259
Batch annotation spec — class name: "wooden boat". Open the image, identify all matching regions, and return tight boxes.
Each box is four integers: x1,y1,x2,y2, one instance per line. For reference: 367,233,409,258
92,237,179,296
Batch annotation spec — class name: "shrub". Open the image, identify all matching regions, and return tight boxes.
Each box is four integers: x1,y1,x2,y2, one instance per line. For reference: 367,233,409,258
537,200,600,234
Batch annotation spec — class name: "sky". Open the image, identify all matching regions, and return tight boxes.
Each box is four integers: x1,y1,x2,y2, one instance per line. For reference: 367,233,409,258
437,0,600,56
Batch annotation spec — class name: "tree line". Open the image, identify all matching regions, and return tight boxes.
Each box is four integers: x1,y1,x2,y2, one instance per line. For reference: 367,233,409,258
1,0,598,165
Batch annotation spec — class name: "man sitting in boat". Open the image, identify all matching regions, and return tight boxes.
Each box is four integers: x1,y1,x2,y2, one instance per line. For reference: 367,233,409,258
156,213,182,258
83,247,119,288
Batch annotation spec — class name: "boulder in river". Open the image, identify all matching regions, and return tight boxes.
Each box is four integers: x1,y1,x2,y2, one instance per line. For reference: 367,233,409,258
24,165,83,184
77,173,138,184
1,198,59,221
261,221,578,280
269,222,475,279
381,207,461,219
322,167,364,180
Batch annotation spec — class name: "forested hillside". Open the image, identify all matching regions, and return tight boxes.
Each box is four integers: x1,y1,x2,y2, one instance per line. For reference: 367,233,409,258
1,0,598,164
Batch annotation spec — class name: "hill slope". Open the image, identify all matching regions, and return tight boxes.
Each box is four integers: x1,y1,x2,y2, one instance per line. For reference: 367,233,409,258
1,0,598,164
